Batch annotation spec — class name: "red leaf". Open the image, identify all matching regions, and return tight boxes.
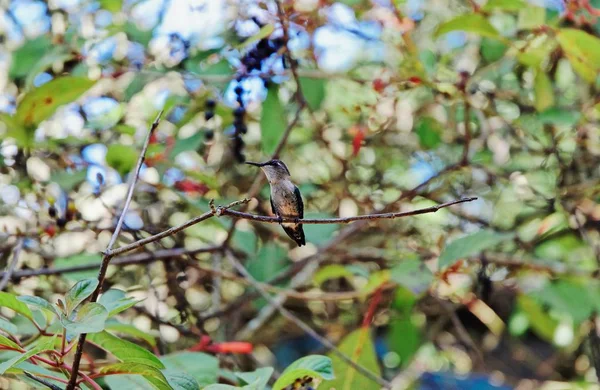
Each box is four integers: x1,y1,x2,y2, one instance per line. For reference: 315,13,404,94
352,127,366,157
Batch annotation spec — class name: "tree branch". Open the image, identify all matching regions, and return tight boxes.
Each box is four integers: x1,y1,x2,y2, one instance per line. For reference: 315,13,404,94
66,111,163,390
224,251,392,389
23,372,63,390
221,197,477,224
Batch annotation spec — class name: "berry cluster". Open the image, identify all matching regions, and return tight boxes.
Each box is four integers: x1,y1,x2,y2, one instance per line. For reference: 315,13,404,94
240,18,285,73
283,376,315,390
48,199,79,229
232,84,247,162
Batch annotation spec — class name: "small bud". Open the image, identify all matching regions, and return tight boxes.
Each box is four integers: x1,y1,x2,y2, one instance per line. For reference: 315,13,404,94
205,99,216,109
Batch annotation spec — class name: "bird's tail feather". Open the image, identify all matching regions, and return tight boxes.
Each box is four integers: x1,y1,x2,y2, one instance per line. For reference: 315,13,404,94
283,225,306,247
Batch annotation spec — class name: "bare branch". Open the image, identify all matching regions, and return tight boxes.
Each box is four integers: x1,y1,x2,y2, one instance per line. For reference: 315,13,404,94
224,251,392,389
67,111,163,390
23,372,63,390
223,197,477,224
0,238,24,291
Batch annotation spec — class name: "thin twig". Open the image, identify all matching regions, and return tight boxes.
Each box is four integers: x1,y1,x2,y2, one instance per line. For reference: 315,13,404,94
0,238,24,291
0,246,222,280
222,197,477,224
224,251,392,389
23,372,63,390
462,99,472,165
66,111,163,390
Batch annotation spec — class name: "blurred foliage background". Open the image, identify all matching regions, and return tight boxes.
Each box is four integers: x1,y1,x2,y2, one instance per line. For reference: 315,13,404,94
2,0,600,389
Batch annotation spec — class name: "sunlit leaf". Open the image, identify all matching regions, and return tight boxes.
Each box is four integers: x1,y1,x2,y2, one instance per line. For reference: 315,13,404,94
0,336,56,375
235,24,275,49
482,0,526,11
236,367,273,388
0,335,22,351
99,0,123,13
160,351,218,386
88,331,165,369
99,362,170,390
533,70,554,112
322,329,380,390
556,28,600,83
105,321,157,347
415,116,442,150
9,37,52,79
314,265,354,286
15,76,97,127
0,292,34,321
106,144,139,175
434,14,500,39
273,355,334,390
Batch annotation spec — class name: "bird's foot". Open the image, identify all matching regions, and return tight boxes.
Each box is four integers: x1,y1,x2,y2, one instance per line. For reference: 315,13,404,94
277,215,283,224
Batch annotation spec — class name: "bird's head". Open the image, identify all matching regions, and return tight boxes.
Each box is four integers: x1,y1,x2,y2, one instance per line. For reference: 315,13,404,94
245,159,291,183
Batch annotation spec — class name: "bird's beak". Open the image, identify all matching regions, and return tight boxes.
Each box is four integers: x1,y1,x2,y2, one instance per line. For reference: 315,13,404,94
245,161,267,167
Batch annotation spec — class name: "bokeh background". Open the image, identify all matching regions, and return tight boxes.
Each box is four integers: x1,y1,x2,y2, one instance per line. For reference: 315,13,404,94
2,0,600,389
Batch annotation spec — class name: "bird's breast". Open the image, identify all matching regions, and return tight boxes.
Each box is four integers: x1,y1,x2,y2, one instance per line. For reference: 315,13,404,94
271,182,300,217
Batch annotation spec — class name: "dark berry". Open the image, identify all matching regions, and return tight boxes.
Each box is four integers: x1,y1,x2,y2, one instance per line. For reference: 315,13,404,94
48,206,57,218
237,124,247,134
57,218,67,228
205,129,214,141
234,85,244,96
205,111,214,121
205,99,216,109
234,107,245,118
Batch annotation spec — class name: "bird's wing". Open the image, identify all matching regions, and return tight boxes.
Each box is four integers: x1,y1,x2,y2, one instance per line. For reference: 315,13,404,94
294,186,304,218
270,196,280,217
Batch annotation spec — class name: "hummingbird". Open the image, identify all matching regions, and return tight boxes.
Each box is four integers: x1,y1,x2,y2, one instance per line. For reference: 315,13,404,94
245,159,306,246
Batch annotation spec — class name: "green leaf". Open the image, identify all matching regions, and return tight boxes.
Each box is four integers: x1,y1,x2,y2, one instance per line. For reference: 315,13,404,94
106,144,139,175
186,59,234,77
534,280,595,323
9,37,52,79
321,329,381,390
169,132,204,158
304,212,340,246
533,70,554,112
299,77,327,110
0,335,22,351
53,253,101,282
0,292,33,321
415,116,442,150
481,37,508,62
438,230,515,269
235,24,275,49
61,302,108,334
162,369,199,390
160,351,218,386
273,355,334,390
0,335,56,375
0,113,31,148
517,6,546,30
99,0,123,13
88,331,165,369
65,279,99,315
18,296,59,318
105,321,157,347
517,295,558,342
537,108,581,126
390,258,433,295
260,84,285,155
434,14,500,39
104,373,155,390
14,361,68,389
556,28,600,83
387,317,421,368
0,318,18,335
99,289,141,317
482,0,526,11
236,367,273,388
15,76,97,127
24,48,73,91
314,265,354,286
50,169,87,192
246,243,288,283
99,362,171,390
